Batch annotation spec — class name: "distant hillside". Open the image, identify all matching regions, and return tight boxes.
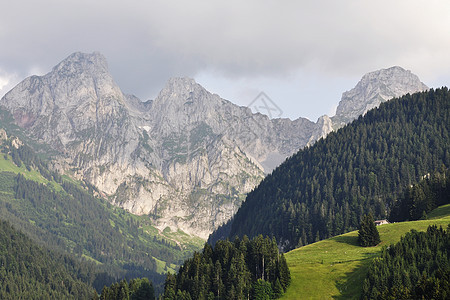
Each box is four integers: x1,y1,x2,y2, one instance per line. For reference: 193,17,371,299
0,219,95,299
281,204,450,299
0,132,203,289
216,88,449,250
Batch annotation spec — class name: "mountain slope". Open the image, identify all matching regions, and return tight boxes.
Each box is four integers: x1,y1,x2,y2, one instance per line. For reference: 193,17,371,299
281,204,450,299
0,219,96,299
0,132,204,287
224,88,450,250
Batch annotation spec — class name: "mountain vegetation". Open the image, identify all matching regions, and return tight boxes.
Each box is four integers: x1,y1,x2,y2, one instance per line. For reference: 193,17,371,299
0,135,203,290
222,88,449,251
0,219,96,299
362,225,450,299
281,204,450,299
163,235,290,299
358,213,381,247
389,168,450,222
99,278,155,300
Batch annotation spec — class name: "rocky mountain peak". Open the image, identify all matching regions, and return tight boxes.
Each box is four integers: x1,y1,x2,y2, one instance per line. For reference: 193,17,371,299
332,66,428,128
155,77,202,101
51,52,109,77
0,52,431,239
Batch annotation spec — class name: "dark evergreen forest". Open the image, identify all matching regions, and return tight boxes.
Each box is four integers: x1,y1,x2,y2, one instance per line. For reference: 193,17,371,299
163,235,290,299
362,225,450,299
99,277,155,300
221,88,449,250
0,219,96,299
390,168,450,222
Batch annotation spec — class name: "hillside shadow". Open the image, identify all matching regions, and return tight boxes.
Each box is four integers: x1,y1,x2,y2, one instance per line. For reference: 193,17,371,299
333,235,359,246
332,259,371,299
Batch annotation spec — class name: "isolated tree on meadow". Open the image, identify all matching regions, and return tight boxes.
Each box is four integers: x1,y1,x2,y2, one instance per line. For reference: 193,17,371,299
358,213,381,247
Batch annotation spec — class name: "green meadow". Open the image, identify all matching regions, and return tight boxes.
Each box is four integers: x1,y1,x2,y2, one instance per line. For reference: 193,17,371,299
282,205,450,299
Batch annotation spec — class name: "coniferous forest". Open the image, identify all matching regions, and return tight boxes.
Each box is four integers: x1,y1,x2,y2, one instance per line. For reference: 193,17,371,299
163,235,290,299
222,88,449,250
389,168,450,222
362,225,450,299
0,219,96,299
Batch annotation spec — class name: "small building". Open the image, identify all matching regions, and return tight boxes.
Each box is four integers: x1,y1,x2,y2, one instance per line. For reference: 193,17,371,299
374,219,389,226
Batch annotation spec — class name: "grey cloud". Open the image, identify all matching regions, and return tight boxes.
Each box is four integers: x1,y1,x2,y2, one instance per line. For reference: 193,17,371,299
1,0,450,101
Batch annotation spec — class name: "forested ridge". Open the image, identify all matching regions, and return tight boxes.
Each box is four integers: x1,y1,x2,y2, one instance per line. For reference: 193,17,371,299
362,225,450,299
0,137,202,292
163,235,290,299
0,219,96,299
222,88,449,251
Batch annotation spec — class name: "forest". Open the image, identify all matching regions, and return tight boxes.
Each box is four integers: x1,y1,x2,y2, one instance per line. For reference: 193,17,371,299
0,219,96,299
362,225,450,299
221,88,449,250
389,168,450,222
163,235,290,299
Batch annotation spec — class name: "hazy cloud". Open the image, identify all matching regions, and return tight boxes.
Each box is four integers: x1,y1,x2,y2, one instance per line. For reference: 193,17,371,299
1,0,449,119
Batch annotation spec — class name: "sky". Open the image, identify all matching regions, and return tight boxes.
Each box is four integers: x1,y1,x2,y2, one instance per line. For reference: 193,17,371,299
1,0,449,121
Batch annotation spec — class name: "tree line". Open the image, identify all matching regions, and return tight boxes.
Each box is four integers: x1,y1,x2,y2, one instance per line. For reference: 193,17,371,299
163,235,290,299
0,138,204,291
362,224,450,299
0,219,96,299
389,168,449,222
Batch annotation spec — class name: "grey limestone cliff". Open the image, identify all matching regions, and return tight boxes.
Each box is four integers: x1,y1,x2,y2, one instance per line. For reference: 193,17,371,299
0,53,316,238
331,66,428,128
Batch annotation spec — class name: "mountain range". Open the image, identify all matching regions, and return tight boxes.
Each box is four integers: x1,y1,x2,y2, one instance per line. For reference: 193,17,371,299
0,52,428,238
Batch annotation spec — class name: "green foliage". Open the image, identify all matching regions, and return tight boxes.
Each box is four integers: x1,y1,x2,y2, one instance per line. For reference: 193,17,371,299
163,235,290,299
362,225,450,299
390,168,450,222
358,213,380,247
0,219,95,299
98,278,155,300
223,88,450,251
253,279,274,299
282,205,450,299
0,139,203,291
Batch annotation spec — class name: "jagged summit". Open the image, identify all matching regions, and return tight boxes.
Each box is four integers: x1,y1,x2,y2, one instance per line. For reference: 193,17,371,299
332,66,428,127
0,52,431,239
154,77,208,105
50,52,109,76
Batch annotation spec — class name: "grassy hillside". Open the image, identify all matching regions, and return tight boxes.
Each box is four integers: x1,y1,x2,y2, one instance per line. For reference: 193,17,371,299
281,205,450,299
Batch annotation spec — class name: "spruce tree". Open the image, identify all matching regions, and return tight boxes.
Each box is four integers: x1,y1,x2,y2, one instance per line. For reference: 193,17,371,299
358,213,381,247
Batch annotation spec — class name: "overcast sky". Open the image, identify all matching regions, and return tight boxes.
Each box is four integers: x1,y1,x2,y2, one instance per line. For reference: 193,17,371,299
1,0,449,121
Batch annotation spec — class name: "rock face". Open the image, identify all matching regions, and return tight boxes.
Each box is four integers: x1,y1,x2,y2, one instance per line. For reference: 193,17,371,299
0,52,318,238
0,54,428,239
331,66,428,128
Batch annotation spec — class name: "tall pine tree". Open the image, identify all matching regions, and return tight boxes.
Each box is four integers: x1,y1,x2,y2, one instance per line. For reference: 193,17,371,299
358,213,381,247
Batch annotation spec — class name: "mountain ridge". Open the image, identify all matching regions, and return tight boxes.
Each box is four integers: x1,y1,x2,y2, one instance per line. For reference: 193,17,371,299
0,52,429,239
220,88,449,250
